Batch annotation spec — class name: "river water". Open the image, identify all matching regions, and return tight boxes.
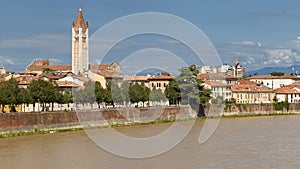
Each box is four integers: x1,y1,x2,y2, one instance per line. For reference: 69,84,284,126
1,116,300,169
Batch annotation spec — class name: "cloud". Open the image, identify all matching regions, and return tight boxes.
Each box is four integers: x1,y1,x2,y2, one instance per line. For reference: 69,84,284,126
0,33,70,55
0,56,15,66
231,40,262,47
217,38,300,71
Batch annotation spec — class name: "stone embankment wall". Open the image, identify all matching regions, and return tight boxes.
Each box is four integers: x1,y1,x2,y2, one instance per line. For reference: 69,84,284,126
0,106,194,130
222,103,300,116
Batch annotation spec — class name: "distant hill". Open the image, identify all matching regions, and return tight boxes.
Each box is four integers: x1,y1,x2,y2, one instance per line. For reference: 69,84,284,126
247,65,300,76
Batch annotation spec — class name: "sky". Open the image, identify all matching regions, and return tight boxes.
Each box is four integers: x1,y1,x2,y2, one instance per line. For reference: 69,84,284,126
1,0,300,73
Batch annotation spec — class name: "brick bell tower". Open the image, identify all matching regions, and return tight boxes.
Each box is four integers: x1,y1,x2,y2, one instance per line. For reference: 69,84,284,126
72,8,89,75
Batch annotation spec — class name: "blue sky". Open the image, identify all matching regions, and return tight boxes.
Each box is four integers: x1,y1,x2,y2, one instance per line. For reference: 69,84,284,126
1,0,300,73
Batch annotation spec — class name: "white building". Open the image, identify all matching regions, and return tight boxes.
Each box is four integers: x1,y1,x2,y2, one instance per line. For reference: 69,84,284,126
72,8,89,75
250,75,300,90
204,81,231,101
275,83,300,103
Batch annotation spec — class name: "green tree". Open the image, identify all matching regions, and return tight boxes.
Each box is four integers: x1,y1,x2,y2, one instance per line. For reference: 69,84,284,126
175,65,211,106
149,88,166,106
120,81,130,107
165,79,180,105
18,88,33,112
283,99,290,112
63,89,73,110
28,79,59,111
129,83,141,106
104,81,114,107
140,82,150,107
0,78,20,112
269,72,285,76
129,82,150,107
83,81,96,109
95,81,106,109
111,80,122,106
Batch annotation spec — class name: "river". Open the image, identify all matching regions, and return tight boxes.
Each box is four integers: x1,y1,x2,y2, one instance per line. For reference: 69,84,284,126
1,115,300,169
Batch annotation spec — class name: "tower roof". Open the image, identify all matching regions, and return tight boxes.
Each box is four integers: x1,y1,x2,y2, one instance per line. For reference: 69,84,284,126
73,8,88,28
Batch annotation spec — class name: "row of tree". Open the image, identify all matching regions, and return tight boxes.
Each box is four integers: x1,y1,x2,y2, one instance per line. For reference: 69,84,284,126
0,64,213,112
0,79,73,113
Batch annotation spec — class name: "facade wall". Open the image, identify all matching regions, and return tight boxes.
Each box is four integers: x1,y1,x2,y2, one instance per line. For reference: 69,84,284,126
149,80,170,92
232,92,274,104
211,86,231,100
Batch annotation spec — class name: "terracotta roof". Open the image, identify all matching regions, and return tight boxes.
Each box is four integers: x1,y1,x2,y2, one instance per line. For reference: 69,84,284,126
56,81,80,88
97,71,123,78
250,75,300,80
123,76,149,81
27,65,72,71
19,70,38,75
0,74,11,81
276,86,300,94
15,76,38,85
205,80,229,87
286,82,300,87
89,64,109,70
73,76,93,83
148,75,174,80
39,73,66,80
231,84,273,93
197,73,237,80
237,79,257,85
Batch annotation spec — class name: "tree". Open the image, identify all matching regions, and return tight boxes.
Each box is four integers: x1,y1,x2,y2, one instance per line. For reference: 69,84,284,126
120,81,130,107
140,82,150,107
104,81,114,107
283,99,290,112
18,88,33,112
149,88,166,106
273,96,283,111
269,72,285,76
63,89,73,110
28,79,59,111
111,80,122,106
83,81,96,109
129,82,150,107
165,79,180,105
0,78,20,112
174,65,211,108
129,83,142,106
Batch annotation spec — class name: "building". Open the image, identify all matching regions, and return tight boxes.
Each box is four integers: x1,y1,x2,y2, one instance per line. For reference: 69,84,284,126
148,74,174,92
204,81,231,101
275,83,300,103
123,76,149,87
72,8,89,75
249,75,300,90
26,59,72,75
0,67,6,74
197,57,245,78
231,84,274,104
197,73,238,85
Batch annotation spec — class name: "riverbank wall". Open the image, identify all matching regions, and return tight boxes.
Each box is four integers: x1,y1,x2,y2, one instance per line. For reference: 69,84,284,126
0,106,195,131
1,103,300,132
222,103,300,116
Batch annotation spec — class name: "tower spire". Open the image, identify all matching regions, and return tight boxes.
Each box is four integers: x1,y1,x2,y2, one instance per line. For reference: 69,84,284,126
74,8,86,28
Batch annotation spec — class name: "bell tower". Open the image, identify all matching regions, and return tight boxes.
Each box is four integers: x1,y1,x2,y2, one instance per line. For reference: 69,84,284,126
72,8,89,75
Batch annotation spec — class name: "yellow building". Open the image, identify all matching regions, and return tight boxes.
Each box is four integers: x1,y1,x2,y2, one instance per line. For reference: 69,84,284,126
231,84,274,104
